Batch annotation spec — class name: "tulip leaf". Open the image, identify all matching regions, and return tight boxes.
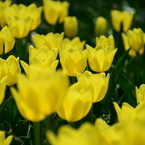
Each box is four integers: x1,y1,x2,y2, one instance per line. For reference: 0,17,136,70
118,74,136,107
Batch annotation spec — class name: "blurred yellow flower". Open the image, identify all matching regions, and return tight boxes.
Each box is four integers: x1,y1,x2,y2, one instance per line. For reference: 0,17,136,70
0,26,15,54
111,10,134,32
64,16,78,38
61,37,85,51
32,32,64,49
11,70,69,122
46,122,96,145
43,0,69,25
0,0,12,27
136,84,145,104
77,71,110,103
0,131,13,145
57,82,93,122
59,49,88,76
122,28,144,57
87,35,117,72
0,77,7,105
94,16,108,37
0,55,21,86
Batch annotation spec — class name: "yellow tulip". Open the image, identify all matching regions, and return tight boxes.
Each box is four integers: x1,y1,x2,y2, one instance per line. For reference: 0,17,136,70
122,28,144,57
86,44,117,72
28,45,58,69
96,35,115,49
26,4,42,31
114,102,145,122
0,77,7,104
11,70,69,122
111,10,134,32
77,71,110,103
43,0,69,25
7,16,32,38
46,122,96,145
64,16,78,38
0,131,13,145
0,55,21,86
32,32,64,49
0,0,12,27
59,49,88,76
94,16,108,37
0,26,15,54
136,84,145,104
57,82,93,122
61,37,85,51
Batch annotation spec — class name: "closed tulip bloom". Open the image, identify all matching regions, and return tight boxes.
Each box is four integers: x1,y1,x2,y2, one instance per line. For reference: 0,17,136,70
94,16,108,37
0,55,21,86
59,49,88,76
111,10,134,32
7,16,32,38
43,0,69,25
32,32,64,49
77,71,110,103
122,28,144,57
136,84,145,104
0,131,13,145
64,16,78,38
11,70,69,122
57,82,93,122
87,44,117,72
0,26,15,54
0,77,7,104
61,37,85,51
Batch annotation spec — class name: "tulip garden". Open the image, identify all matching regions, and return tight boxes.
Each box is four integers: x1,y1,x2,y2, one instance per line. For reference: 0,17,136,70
1,0,145,144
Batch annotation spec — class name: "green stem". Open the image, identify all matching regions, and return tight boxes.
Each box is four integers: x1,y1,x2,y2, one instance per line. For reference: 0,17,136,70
33,122,42,145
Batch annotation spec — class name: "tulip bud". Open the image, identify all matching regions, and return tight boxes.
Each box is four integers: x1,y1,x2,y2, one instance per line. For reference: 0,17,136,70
94,16,108,37
0,131,13,145
136,84,145,104
64,16,78,39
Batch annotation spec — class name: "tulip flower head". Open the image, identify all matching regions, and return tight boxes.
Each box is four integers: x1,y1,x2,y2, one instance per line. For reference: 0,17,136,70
64,16,78,38
32,32,64,49
0,77,7,104
11,69,69,122
59,48,88,76
57,82,93,122
87,35,117,72
111,10,134,32
77,71,110,103
43,0,69,25
122,28,144,57
94,16,108,37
